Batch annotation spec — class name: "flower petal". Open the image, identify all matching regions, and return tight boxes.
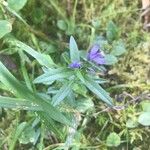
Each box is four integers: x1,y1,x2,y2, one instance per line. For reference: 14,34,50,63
88,44,100,60
69,61,81,68
93,57,106,64
90,44,100,55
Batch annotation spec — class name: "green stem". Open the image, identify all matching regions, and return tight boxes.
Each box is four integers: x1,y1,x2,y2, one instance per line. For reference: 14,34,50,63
48,0,67,21
72,0,78,24
39,123,45,150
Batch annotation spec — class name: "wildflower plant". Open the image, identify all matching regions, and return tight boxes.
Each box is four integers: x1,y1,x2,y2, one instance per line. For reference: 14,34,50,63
0,35,121,145
0,0,149,149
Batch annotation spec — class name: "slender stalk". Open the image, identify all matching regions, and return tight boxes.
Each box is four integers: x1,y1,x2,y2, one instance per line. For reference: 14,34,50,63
72,0,78,24
39,123,45,150
48,0,66,21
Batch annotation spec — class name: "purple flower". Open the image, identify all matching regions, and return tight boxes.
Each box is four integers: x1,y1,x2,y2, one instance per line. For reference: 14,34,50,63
88,44,106,65
69,61,81,69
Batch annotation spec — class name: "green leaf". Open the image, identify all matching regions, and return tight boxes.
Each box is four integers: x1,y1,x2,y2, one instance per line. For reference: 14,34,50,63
19,125,36,144
39,112,65,140
111,40,126,56
75,70,85,83
39,41,56,54
9,122,27,150
126,119,138,128
61,51,70,64
105,54,118,65
106,132,121,147
106,21,118,42
0,61,72,126
57,20,67,31
66,21,75,35
141,101,150,112
91,19,101,28
69,36,80,62
18,41,55,67
83,76,113,106
92,76,109,84
72,83,87,97
76,98,94,113
0,96,42,111
0,20,12,39
8,0,27,12
138,112,150,126
52,82,73,106
5,6,28,25
34,68,73,84
10,40,55,68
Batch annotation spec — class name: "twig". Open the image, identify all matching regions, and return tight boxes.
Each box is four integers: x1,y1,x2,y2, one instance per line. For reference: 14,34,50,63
94,92,150,117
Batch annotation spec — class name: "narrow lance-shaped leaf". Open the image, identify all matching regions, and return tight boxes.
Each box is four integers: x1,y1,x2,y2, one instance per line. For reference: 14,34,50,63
83,75,114,106
0,61,72,126
39,112,65,140
75,70,85,84
6,6,28,25
6,39,55,68
34,68,72,84
9,122,27,150
52,81,73,106
69,36,80,62
0,96,42,111
18,41,55,67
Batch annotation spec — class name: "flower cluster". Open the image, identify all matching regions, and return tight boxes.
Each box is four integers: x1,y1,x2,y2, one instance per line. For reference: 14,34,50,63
69,44,106,69
87,44,106,65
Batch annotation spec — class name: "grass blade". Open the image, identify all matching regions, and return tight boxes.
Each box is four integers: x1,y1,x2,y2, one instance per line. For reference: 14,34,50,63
6,39,55,67
0,61,72,126
0,96,42,111
9,122,27,150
